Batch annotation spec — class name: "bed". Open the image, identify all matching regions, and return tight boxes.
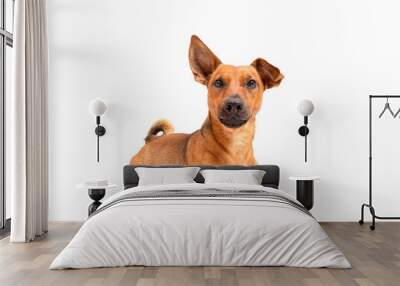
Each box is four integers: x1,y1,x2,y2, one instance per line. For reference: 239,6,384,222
50,165,350,269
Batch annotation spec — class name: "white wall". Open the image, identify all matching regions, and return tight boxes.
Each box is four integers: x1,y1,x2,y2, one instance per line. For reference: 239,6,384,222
48,0,400,221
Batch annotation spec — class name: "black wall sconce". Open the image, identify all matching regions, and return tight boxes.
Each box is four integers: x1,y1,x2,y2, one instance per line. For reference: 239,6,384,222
297,99,315,162
89,99,107,162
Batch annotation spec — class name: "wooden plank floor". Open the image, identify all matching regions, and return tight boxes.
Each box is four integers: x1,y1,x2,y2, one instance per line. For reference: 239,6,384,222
0,222,399,286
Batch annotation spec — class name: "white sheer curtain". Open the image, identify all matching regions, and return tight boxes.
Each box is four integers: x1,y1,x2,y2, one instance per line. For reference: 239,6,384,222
9,0,48,242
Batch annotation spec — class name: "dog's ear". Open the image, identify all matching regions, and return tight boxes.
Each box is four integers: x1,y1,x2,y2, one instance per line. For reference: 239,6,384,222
189,35,222,85
251,58,284,90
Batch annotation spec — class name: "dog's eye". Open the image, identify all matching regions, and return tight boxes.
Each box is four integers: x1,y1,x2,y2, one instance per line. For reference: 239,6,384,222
213,79,224,88
246,79,257,89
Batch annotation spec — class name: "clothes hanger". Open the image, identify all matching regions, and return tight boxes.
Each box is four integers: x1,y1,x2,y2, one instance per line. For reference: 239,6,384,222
379,97,395,118
393,104,400,118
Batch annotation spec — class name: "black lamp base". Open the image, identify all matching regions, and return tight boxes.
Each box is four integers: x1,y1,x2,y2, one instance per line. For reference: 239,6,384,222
95,126,106,136
298,126,309,136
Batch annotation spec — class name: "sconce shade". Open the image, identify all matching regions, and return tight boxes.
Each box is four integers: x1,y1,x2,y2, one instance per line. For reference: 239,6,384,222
297,99,314,116
89,99,107,116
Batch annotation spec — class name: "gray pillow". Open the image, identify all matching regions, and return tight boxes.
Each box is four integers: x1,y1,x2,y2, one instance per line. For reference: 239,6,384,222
135,167,200,186
200,169,266,185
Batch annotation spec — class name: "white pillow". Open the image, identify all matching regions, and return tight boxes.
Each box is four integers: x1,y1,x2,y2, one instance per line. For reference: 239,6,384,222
135,167,200,186
200,169,266,185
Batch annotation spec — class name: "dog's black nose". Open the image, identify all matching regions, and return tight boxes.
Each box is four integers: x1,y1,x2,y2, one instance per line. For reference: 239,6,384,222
224,95,243,114
219,95,249,128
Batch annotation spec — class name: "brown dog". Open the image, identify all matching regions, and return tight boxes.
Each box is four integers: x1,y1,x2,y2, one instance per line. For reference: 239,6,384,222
130,35,283,166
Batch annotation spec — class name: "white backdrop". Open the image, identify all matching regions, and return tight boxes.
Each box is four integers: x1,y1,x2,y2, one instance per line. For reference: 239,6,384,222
47,0,400,221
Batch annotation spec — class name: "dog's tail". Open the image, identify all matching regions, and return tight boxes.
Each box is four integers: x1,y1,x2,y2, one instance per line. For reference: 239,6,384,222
145,119,175,144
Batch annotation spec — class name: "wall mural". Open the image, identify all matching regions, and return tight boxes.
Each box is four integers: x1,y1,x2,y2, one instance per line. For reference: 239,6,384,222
130,35,283,166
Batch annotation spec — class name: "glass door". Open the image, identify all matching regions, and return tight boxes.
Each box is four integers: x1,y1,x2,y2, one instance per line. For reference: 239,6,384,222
0,0,13,233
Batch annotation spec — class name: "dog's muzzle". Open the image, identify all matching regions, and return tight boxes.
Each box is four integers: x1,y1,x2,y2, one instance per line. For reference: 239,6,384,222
219,95,249,128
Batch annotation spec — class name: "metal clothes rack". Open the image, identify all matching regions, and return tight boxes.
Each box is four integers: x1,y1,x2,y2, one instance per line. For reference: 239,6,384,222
359,95,400,230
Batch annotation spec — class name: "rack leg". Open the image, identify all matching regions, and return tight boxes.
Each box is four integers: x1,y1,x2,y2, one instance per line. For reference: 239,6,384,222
369,206,376,231
359,203,376,230
359,204,366,225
